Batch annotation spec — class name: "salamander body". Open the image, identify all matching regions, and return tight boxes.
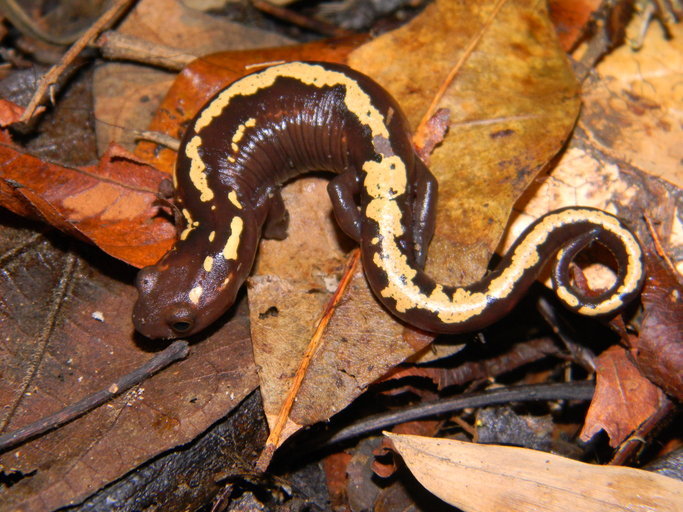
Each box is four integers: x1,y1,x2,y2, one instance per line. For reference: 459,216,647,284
133,61,644,339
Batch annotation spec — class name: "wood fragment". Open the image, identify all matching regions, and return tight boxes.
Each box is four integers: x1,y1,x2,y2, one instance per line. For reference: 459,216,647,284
256,249,361,469
95,30,195,71
0,340,189,452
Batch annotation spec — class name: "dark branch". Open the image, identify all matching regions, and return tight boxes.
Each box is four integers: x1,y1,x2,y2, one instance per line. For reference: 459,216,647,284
317,381,595,447
0,340,190,453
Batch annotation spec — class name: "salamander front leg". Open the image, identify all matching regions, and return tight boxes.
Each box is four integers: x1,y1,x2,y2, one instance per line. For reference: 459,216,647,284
156,178,184,234
328,171,362,242
411,162,438,268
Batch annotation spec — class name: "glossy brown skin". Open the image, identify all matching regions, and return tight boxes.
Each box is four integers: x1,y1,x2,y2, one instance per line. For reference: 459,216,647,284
133,62,644,340
133,62,435,339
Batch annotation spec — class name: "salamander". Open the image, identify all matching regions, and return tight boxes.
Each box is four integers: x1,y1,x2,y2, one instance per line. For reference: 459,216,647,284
133,61,644,340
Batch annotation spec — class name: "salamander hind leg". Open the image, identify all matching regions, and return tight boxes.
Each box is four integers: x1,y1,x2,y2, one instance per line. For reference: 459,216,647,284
328,171,362,242
410,161,438,268
262,189,290,240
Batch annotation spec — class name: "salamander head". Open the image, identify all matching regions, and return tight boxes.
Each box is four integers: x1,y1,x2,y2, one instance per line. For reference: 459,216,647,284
132,250,247,340
133,203,259,339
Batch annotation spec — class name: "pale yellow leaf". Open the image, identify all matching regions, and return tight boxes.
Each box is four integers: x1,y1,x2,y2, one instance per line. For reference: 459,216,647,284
386,432,683,512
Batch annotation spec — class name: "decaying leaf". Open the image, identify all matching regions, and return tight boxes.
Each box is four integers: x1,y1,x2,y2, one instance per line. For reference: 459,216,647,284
93,0,293,153
632,254,683,401
0,132,174,267
580,345,665,447
0,219,257,511
254,0,581,445
386,432,683,512
504,18,682,276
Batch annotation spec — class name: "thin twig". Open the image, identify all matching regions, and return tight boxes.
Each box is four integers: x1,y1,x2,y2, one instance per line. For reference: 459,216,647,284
252,0,353,38
19,0,136,123
415,0,508,137
0,0,86,45
95,30,195,71
313,381,596,448
257,249,362,469
131,128,180,151
0,340,189,453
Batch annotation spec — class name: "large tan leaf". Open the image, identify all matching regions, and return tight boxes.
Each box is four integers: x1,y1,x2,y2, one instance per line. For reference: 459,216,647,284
387,433,683,512
252,0,580,447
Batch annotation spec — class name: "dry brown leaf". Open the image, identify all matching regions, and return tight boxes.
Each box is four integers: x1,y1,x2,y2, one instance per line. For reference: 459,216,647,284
584,20,683,189
580,345,665,447
0,99,24,126
632,254,683,401
351,0,580,274
387,432,683,512
94,0,292,153
252,0,581,445
505,17,682,276
0,220,257,511
0,132,174,267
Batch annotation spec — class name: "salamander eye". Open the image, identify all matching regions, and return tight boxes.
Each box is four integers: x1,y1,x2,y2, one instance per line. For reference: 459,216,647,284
165,304,195,336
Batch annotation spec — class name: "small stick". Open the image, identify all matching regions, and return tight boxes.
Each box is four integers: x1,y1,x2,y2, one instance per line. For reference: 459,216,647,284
0,340,189,453
131,128,181,151
252,0,353,38
415,0,509,139
257,249,362,469
19,0,136,124
315,381,595,448
96,30,196,71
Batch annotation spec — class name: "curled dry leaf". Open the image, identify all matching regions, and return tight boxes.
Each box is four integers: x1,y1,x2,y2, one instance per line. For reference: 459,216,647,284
0,132,174,267
632,253,683,401
580,345,666,447
386,432,683,512
0,99,25,127
0,219,258,512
